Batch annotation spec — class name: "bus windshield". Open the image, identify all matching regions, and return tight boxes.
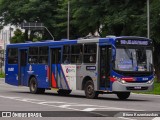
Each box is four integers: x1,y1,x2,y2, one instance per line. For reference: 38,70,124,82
114,47,153,72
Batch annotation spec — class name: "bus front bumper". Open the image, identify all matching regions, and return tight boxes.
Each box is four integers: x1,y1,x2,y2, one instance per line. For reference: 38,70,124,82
112,81,154,92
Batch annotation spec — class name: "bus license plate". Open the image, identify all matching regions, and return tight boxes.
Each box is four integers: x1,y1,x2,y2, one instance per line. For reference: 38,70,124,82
134,86,142,89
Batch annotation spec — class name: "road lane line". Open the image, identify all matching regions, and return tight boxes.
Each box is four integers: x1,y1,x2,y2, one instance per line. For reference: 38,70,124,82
119,117,137,120
152,117,160,120
0,95,142,119
0,95,81,111
0,95,144,111
0,96,20,99
82,107,137,111
38,101,66,104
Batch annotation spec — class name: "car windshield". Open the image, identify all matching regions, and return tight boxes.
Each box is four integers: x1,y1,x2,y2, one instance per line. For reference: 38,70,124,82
114,47,153,72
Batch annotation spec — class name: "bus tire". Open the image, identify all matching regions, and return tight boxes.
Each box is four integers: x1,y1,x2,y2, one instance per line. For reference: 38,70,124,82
85,80,98,99
57,90,72,96
116,92,130,100
29,77,45,94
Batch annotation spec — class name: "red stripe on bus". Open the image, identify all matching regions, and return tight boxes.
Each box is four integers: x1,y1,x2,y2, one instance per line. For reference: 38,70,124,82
109,77,116,82
52,73,57,88
122,77,135,82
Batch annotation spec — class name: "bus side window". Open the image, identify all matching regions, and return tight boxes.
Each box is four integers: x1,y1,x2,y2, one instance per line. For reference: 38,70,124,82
63,45,70,64
8,48,18,64
39,47,48,64
28,47,38,64
71,44,83,64
84,44,97,63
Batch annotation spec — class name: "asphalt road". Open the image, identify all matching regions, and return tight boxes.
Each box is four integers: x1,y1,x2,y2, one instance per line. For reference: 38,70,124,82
0,78,160,120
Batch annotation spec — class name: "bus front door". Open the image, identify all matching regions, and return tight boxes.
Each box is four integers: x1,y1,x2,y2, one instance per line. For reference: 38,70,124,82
99,46,111,89
50,48,61,88
18,49,27,85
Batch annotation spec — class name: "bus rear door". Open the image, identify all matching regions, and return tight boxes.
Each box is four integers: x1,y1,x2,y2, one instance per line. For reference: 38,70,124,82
50,47,62,88
99,45,112,89
18,49,28,86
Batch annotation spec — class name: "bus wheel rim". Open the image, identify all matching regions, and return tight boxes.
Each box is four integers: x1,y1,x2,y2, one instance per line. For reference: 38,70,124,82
87,84,94,95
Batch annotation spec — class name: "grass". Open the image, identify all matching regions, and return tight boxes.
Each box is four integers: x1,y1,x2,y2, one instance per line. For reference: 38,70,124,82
0,72,5,78
135,79,160,95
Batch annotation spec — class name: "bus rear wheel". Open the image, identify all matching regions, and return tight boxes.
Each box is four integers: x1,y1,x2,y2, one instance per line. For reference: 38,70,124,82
85,80,98,99
29,77,45,94
116,92,130,100
57,90,72,96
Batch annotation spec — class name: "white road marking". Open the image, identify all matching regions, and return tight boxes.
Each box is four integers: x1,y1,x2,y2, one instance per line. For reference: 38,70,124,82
0,95,143,111
0,94,142,120
0,96,20,99
0,95,81,111
16,98,45,102
82,108,98,111
118,117,137,120
38,101,66,104
82,107,137,111
152,117,160,120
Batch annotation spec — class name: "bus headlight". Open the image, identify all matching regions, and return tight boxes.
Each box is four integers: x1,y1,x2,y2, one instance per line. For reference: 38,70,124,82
121,80,126,84
116,77,126,84
147,79,154,84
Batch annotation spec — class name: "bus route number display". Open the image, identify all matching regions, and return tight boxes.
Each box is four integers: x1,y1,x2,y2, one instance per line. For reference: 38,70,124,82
117,39,150,46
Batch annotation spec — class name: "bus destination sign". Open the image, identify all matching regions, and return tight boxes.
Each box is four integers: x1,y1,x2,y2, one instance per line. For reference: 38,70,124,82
117,39,151,46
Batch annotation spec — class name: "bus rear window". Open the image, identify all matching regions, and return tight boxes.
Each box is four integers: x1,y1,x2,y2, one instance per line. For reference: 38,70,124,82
8,48,18,64
39,47,48,64
28,46,48,64
71,45,83,63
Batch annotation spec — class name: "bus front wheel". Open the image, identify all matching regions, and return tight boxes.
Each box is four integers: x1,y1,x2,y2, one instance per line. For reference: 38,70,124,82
29,77,45,94
85,80,98,99
116,92,130,100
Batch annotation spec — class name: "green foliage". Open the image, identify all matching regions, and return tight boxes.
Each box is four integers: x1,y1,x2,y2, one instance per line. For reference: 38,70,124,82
11,29,24,43
0,0,159,40
135,79,160,95
71,0,107,37
150,0,160,42
0,72,5,78
0,0,58,40
102,0,147,36
1,0,160,82
54,0,68,39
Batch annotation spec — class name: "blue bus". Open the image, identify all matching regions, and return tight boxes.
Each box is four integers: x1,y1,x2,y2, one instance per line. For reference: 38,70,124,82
5,36,154,100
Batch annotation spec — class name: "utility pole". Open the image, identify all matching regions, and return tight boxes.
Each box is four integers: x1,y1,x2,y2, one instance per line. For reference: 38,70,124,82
147,0,150,38
9,26,13,43
67,1,70,39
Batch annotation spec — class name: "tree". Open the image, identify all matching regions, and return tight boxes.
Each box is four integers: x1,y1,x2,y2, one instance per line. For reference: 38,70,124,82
150,0,160,82
0,0,58,41
71,0,108,37
101,0,147,36
53,0,69,40
11,29,24,43
1,0,160,82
